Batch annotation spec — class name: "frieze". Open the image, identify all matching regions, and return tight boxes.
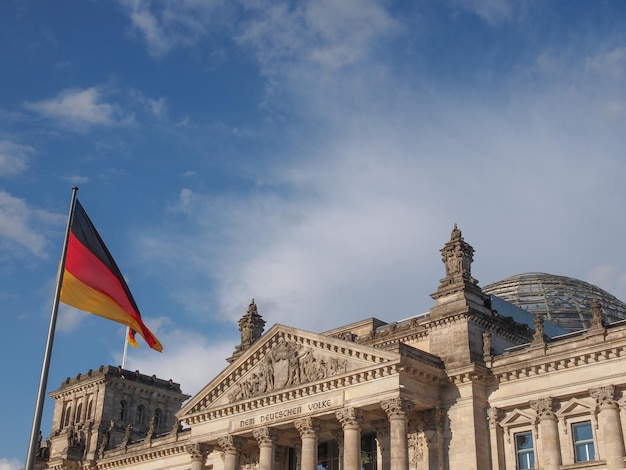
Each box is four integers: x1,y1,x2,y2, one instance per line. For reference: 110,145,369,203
230,394,344,432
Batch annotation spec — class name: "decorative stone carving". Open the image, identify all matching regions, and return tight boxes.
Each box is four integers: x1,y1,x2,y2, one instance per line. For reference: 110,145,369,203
381,397,414,419
228,338,349,402
590,298,606,329
531,316,545,345
253,427,279,447
218,435,245,453
439,224,477,286
186,442,212,460
336,407,364,429
295,418,320,439
530,397,557,420
483,331,493,357
121,423,132,449
241,450,260,470
486,407,503,427
146,417,156,442
234,299,266,356
590,385,618,407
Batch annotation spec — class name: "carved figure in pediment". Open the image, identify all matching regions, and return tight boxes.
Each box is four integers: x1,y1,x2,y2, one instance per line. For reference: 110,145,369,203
267,338,302,389
228,338,352,403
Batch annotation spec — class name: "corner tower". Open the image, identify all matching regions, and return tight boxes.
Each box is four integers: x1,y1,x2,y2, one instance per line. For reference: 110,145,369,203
44,365,189,468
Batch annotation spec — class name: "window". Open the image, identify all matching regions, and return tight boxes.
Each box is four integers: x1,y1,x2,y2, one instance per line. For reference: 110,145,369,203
515,431,535,469
572,421,595,462
318,440,340,470
63,406,72,427
75,403,82,423
87,400,93,420
361,433,377,470
119,401,127,421
154,408,162,429
136,405,145,425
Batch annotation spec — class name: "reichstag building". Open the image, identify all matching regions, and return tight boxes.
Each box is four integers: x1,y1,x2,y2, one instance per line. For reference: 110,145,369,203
32,226,626,470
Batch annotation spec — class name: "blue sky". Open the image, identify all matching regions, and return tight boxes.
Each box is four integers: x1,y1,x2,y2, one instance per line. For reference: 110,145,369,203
2,1,626,468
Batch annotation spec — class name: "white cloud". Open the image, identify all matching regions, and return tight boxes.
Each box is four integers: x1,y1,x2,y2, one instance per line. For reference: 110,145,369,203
24,87,133,132
124,326,236,397
236,0,401,75
0,140,32,176
119,0,228,58
452,0,514,25
0,458,21,470
0,191,63,258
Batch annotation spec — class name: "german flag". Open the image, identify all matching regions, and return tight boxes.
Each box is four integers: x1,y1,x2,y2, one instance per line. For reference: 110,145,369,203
60,200,162,352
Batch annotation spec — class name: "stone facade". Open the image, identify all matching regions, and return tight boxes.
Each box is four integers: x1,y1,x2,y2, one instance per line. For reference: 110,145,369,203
33,226,626,469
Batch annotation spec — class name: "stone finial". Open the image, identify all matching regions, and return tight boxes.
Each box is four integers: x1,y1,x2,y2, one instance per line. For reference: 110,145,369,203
432,224,478,297
589,298,605,329
228,299,266,362
531,315,545,345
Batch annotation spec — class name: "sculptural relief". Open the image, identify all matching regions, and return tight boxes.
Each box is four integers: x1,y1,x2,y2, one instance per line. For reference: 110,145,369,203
228,338,349,402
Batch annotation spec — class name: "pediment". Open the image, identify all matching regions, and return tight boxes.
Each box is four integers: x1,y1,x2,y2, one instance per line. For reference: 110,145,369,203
556,398,594,418
179,324,400,423
500,408,535,427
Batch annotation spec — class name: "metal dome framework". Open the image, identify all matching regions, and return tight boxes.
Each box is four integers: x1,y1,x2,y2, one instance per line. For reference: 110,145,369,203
483,272,626,332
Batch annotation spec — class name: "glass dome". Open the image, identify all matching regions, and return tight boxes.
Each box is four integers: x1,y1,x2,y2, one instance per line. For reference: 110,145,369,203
482,272,626,332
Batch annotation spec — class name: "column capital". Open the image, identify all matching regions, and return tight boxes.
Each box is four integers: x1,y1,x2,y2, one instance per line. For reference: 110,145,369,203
530,397,557,421
217,435,245,453
186,442,213,460
253,427,279,447
590,385,619,408
295,417,320,439
381,398,414,420
336,407,364,429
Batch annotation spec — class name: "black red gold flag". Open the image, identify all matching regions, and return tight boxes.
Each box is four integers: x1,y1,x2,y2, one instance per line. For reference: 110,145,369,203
59,200,163,352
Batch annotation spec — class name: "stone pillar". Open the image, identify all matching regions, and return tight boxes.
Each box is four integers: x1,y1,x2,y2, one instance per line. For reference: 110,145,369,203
487,407,505,470
530,398,560,470
295,418,320,470
591,386,626,469
381,398,413,470
186,443,212,470
218,435,245,470
331,430,344,470
254,427,279,470
373,420,390,470
336,407,364,470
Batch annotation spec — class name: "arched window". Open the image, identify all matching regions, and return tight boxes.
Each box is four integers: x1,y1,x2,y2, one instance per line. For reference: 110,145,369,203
63,406,72,427
119,401,127,421
135,405,144,425
87,400,93,420
154,408,162,429
75,403,83,423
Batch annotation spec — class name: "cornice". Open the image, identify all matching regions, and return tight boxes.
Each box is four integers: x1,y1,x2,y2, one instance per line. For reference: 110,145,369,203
492,342,626,383
97,441,190,469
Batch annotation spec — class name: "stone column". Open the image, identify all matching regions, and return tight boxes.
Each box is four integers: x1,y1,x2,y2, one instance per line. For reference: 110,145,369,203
530,398,560,470
295,418,320,470
336,407,364,470
254,427,279,470
487,407,505,470
186,443,212,470
591,386,626,469
373,420,390,470
218,435,245,470
381,398,414,470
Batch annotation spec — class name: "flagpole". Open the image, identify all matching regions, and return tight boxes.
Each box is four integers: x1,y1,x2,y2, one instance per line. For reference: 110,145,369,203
122,327,129,369
25,187,78,470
